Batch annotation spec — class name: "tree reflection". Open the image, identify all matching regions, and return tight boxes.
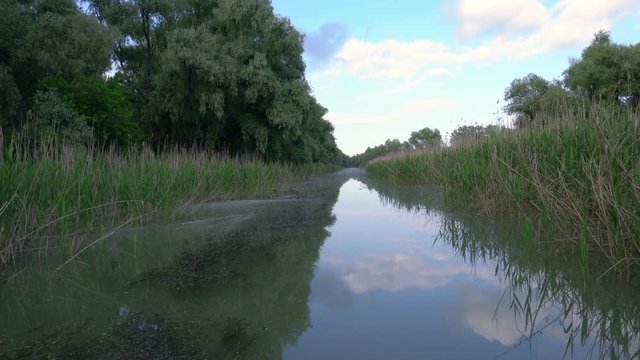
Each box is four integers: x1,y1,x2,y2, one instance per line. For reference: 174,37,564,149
0,171,355,359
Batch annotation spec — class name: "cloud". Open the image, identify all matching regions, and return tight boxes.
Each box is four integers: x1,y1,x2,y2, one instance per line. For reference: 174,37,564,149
314,38,459,80
304,22,349,67
334,252,465,294
453,0,550,39
324,246,495,295
464,0,640,63
311,0,639,80
455,286,527,346
425,67,452,77
327,98,457,126
453,0,638,41
311,266,355,311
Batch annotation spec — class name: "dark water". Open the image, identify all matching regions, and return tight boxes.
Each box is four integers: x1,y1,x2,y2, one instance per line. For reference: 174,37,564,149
1,169,639,359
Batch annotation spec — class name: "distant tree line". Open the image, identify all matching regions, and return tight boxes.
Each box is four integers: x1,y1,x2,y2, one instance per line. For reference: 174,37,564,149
351,127,444,165
504,31,640,127
0,0,341,163
351,123,505,166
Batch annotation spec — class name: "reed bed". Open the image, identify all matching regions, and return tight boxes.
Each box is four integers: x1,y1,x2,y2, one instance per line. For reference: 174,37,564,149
367,105,640,274
0,139,334,264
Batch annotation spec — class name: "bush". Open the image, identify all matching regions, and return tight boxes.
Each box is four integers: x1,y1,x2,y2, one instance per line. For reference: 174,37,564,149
28,89,94,146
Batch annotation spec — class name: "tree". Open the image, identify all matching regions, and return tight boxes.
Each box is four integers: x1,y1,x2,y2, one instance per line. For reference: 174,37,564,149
1,0,340,163
503,73,549,126
564,30,640,107
0,0,113,128
450,124,502,146
27,89,94,146
111,0,340,161
0,64,21,127
40,75,142,147
408,127,441,148
450,125,484,146
384,139,403,153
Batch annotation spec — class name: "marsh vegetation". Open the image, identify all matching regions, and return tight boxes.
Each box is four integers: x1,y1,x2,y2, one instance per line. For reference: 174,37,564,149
0,140,336,264
364,33,640,277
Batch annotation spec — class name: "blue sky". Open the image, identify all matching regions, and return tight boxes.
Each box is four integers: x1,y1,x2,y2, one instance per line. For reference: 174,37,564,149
271,0,640,155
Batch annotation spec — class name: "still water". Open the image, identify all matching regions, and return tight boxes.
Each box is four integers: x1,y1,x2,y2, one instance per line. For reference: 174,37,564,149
1,169,639,359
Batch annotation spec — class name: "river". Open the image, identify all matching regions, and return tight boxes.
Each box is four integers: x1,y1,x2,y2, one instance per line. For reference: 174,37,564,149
1,169,639,359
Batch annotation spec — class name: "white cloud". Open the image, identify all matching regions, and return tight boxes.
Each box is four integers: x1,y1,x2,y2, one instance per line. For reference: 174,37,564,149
312,39,460,81
311,0,639,80
425,67,452,77
460,0,640,63
381,85,418,96
327,251,471,294
327,98,457,126
454,0,550,39
458,287,525,346
452,285,570,347
454,0,638,40
323,245,496,295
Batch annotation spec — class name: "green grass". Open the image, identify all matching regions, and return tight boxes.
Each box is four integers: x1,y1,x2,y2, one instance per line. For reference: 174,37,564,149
0,141,337,264
367,105,640,274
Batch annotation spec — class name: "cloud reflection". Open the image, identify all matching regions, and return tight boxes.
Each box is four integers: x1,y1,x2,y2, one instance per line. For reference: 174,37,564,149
453,285,566,348
456,286,524,346
311,266,354,311
324,246,495,295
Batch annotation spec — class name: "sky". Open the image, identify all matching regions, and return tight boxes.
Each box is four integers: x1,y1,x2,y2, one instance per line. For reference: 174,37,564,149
270,0,640,156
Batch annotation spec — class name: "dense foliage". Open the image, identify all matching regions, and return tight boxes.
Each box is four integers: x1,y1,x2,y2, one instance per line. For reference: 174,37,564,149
448,124,501,147
0,0,340,163
504,31,639,127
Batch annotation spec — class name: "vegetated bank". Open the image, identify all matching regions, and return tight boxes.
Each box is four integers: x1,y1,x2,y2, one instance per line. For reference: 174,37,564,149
366,32,640,276
0,140,338,265
0,0,348,264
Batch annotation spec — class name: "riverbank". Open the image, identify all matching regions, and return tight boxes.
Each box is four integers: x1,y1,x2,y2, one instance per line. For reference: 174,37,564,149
366,106,640,275
0,142,337,264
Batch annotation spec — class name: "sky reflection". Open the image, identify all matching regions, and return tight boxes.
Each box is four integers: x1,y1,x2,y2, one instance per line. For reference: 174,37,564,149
286,179,596,360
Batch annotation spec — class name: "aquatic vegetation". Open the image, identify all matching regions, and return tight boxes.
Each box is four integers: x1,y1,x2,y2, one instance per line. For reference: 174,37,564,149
438,214,640,360
363,176,640,359
0,141,337,264
367,104,640,275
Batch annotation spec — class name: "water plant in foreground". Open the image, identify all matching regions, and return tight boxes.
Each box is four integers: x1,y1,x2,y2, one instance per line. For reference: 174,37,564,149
0,139,336,264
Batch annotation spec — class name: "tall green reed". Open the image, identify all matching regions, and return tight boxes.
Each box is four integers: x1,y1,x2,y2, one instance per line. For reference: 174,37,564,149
367,103,640,275
0,137,334,264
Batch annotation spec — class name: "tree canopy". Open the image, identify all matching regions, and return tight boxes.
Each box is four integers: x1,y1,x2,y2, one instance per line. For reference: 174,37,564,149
0,0,340,163
409,127,441,148
450,124,501,147
565,30,640,107
504,31,639,128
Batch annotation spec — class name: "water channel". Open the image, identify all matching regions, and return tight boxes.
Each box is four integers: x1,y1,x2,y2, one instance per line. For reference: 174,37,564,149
1,169,639,359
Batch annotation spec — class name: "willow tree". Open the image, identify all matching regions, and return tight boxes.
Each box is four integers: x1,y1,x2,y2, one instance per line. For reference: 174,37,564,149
91,0,339,162
0,0,113,129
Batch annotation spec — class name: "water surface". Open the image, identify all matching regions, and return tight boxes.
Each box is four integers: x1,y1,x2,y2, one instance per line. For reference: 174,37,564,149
1,169,639,359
